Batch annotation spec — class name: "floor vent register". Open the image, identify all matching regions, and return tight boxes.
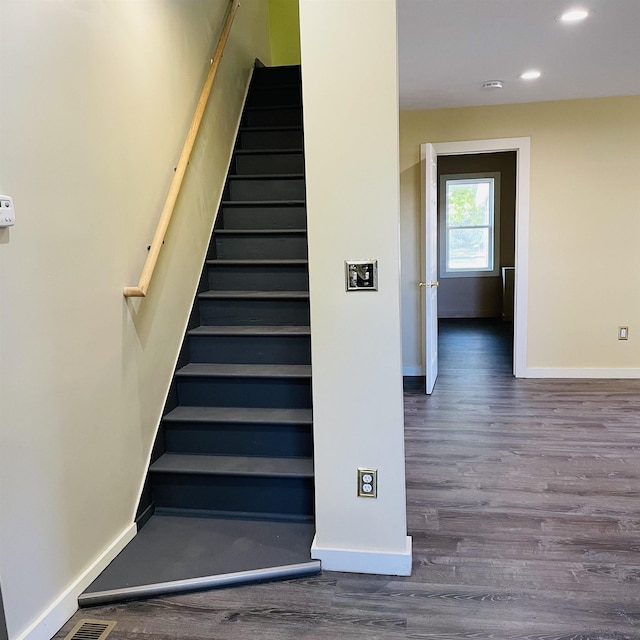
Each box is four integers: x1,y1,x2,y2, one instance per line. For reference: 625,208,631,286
63,620,116,640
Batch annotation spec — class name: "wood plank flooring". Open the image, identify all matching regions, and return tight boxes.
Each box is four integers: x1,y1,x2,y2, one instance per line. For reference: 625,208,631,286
54,319,640,640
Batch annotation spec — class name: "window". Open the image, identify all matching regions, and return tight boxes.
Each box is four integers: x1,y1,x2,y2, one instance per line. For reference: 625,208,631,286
439,173,500,278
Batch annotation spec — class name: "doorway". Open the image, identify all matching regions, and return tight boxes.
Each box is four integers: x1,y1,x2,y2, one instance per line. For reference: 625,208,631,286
421,138,530,385
438,151,516,374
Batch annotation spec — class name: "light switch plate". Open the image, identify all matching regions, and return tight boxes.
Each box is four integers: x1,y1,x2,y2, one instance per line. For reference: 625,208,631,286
0,196,15,227
346,260,378,291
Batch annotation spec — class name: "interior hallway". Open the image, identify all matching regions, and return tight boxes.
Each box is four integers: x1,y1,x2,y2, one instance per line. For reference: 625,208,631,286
54,320,640,639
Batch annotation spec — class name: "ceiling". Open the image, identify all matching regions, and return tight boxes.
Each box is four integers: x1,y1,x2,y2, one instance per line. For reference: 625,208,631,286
397,0,640,110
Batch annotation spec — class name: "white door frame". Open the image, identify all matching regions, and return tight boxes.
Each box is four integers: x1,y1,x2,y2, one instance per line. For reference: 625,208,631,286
425,137,530,377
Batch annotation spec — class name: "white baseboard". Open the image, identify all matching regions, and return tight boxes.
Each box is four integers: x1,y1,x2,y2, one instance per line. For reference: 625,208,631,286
311,535,412,576
522,367,640,379
402,366,423,377
15,523,136,640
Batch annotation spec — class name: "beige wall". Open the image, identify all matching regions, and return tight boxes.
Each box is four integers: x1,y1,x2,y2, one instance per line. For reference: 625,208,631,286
400,96,640,374
0,2,271,638
300,0,410,574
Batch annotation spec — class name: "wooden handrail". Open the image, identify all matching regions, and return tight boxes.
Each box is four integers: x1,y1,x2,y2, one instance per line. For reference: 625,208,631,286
124,0,240,298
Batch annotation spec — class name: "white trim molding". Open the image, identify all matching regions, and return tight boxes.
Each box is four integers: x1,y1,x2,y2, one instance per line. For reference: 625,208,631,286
15,523,136,640
311,535,412,576
523,368,640,379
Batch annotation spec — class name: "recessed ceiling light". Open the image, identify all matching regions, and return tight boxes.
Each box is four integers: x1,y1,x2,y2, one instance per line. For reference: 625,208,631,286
520,70,542,80
558,7,590,22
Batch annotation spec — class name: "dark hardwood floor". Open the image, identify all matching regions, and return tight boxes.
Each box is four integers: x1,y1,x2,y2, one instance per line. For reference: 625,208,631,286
55,319,640,640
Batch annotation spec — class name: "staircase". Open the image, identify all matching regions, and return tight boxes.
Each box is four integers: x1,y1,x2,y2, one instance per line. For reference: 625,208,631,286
80,64,318,607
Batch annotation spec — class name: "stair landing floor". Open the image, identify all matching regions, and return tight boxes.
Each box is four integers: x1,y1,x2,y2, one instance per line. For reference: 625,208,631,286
79,514,318,607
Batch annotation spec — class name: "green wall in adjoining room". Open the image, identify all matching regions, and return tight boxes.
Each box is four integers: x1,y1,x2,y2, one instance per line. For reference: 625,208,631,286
269,0,301,65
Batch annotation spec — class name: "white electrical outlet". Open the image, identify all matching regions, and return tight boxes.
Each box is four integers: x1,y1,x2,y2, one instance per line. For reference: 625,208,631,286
0,196,15,227
357,467,378,498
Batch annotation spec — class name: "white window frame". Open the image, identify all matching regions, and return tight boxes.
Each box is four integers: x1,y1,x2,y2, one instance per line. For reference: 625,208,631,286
439,172,501,278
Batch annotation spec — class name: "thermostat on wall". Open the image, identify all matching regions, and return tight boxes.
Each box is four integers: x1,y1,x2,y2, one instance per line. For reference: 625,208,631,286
345,260,378,291
0,196,15,227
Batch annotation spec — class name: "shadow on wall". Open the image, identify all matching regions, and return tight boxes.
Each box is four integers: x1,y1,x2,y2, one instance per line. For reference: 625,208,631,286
0,585,8,640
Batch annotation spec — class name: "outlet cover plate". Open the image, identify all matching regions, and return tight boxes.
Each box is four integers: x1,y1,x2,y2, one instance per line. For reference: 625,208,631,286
357,467,378,498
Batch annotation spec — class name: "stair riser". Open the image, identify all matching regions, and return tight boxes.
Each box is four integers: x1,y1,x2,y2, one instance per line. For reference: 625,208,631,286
176,377,312,409
243,108,303,128
246,86,302,107
215,235,307,260
163,422,313,457
221,206,307,230
150,474,314,518
189,334,311,365
207,264,309,291
198,298,310,326
228,178,305,201
238,130,303,150
252,67,302,86
234,153,304,175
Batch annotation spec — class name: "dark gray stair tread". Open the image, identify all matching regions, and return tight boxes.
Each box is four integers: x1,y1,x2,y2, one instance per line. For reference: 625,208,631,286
244,105,301,112
222,199,305,206
249,91,301,98
189,325,310,336
80,514,317,601
250,84,302,92
252,66,301,77
176,363,311,378
240,125,302,132
215,229,306,235
150,453,313,477
199,290,309,299
234,148,303,154
227,173,304,180
206,259,308,265
250,80,302,89
234,149,303,155
163,406,313,425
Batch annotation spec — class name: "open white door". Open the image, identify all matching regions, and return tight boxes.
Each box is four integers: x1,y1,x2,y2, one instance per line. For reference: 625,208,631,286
421,143,439,394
